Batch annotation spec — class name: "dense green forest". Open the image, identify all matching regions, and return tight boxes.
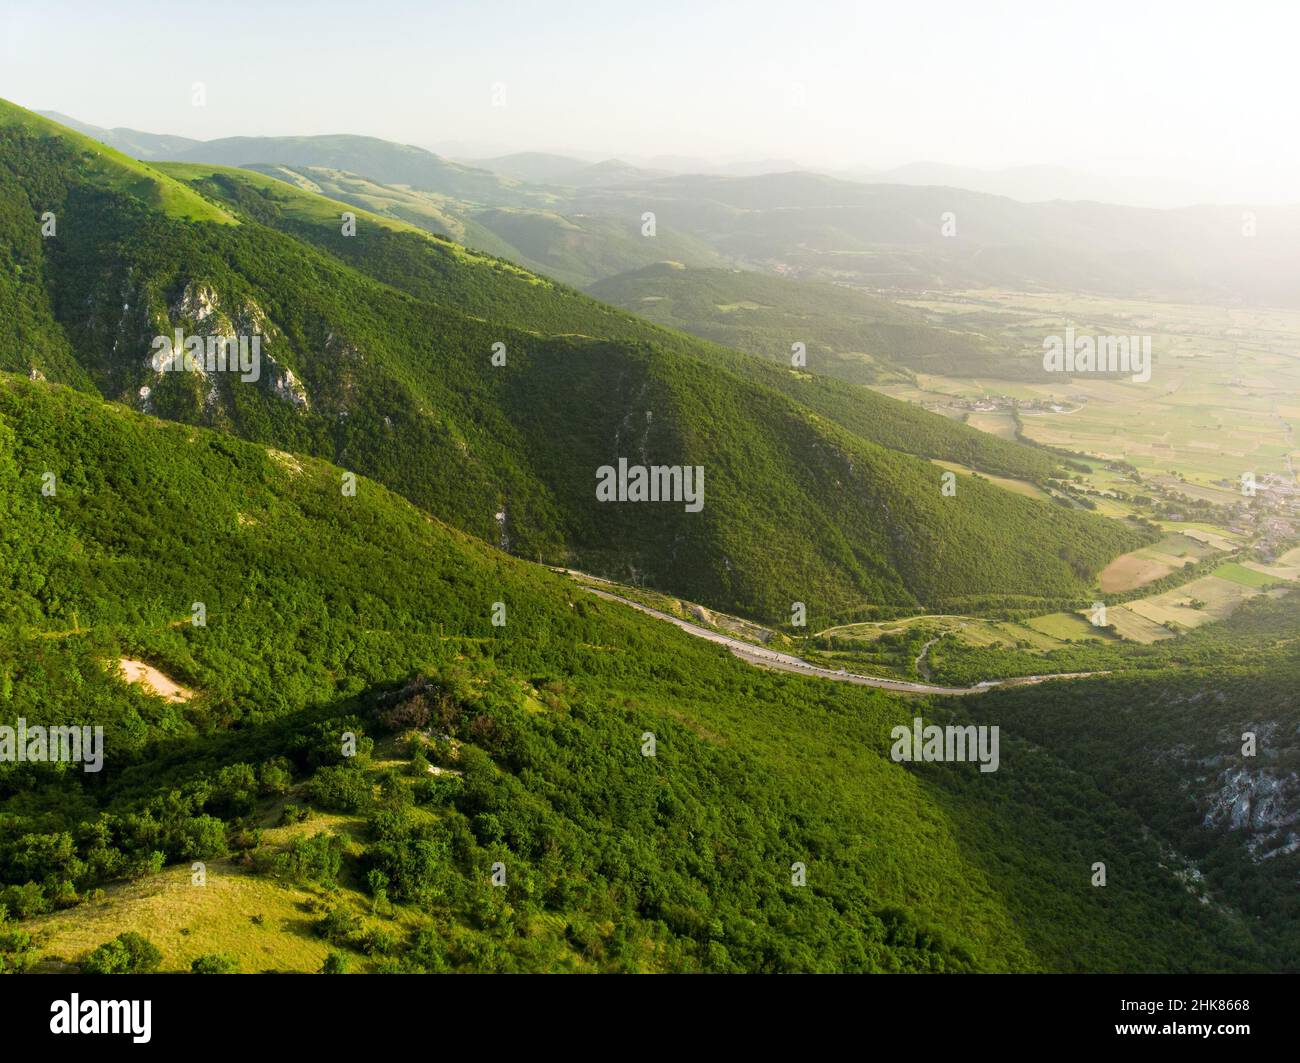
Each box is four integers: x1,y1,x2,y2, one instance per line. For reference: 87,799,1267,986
168,160,1062,486
0,100,1147,626
0,100,1295,976
0,378,1281,972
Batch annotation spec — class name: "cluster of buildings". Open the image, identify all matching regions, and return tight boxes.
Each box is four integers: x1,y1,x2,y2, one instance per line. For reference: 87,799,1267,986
937,394,1078,415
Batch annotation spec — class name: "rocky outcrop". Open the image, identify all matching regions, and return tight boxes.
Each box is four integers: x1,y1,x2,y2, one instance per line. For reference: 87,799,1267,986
264,356,310,408
1202,766,1300,860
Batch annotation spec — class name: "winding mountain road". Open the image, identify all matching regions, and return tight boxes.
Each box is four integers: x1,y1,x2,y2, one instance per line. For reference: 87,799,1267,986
579,586,1108,696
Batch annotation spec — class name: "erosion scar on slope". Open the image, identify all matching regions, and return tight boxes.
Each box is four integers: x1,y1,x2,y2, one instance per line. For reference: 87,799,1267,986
116,659,195,703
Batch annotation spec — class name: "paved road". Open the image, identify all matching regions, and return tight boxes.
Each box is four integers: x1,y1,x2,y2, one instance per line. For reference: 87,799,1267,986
579,586,1108,696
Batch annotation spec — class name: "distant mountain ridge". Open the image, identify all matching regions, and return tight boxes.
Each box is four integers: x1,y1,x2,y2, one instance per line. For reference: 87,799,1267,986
33,108,1300,306
463,152,669,188
843,161,1228,209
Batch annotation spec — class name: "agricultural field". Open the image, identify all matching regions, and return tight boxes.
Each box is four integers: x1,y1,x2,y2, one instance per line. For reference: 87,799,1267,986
1122,574,1277,633
1212,561,1287,588
1097,532,1217,593
1165,523,1244,550
1021,611,1110,642
814,552,1300,666
882,290,1300,499
1104,606,1175,644
1243,545,1300,581
963,411,1020,440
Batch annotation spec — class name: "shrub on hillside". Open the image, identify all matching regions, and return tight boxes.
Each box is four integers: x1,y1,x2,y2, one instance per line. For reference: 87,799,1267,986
81,932,162,974
191,953,240,974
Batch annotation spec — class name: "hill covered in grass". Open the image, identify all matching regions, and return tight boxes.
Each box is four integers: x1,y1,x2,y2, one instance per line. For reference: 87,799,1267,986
226,163,729,289
162,132,543,208
0,101,1148,625
0,377,1270,973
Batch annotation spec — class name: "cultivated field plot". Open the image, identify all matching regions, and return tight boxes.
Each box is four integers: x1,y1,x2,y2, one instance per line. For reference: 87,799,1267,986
964,411,1019,440
1105,606,1175,643
1169,523,1244,550
1097,532,1215,593
1212,561,1286,588
1022,611,1110,642
1244,546,1300,581
885,291,1300,495
1122,574,1269,634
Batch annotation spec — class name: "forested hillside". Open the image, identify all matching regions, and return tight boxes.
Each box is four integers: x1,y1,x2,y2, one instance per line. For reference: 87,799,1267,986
589,262,1016,383
0,101,1147,625
0,378,1269,973
965,592,1300,969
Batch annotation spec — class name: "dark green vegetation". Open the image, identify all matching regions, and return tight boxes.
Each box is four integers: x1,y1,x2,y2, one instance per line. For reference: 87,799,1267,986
80,931,162,974
0,100,1146,627
589,262,1015,384
0,101,1295,976
0,377,1283,972
964,593,1300,969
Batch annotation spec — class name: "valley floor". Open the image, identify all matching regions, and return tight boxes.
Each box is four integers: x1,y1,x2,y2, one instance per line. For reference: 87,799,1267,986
578,583,1109,694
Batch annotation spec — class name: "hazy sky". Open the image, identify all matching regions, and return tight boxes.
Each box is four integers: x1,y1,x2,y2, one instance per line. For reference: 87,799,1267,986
3,0,1297,199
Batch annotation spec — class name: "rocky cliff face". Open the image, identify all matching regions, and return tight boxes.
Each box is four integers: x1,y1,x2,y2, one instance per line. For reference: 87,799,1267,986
1203,766,1300,860
1197,720,1300,862
155,281,309,408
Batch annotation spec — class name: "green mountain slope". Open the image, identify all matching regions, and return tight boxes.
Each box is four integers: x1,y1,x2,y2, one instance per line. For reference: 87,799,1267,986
164,133,541,206
159,161,1067,489
0,101,1148,626
0,377,1268,972
0,100,234,226
234,163,726,288
588,262,1018,383
36,110,202,162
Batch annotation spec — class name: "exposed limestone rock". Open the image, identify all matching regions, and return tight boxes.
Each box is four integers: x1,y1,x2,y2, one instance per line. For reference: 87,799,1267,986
265,357,310,408
170,281,218,323
1203,766,1300,860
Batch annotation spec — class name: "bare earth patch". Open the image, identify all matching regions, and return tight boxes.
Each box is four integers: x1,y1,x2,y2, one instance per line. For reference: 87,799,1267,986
267,448,304,476
1099,552,1174,593
117,659,194,703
